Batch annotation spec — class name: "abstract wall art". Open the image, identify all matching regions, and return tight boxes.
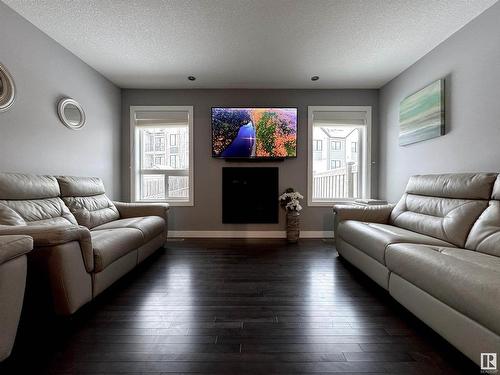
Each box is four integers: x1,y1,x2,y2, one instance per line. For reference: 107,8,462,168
399,79,445,146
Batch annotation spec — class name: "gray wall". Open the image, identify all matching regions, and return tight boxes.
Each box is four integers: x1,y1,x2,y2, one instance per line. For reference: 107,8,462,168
379,2,500,203
0,2,122,198
122,89,378,231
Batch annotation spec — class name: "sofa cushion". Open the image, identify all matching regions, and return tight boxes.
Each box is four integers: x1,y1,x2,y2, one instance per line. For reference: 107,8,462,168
492,174,500,200
62,195,119,229
404,173,497,199
57,176,105,197
337,221,453,265
57,176,119,229
0,235,33,264
91,228,143,272
0,172,77,226
465,201,500,257
92,216,164,243
386,243,500,336
390,173,494,247
0,203,26,226
0,198,77,226
0,172,61,200
465,175,500,257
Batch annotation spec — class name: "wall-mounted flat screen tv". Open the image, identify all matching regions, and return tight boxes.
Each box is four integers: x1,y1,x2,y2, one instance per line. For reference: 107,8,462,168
212,107,297,159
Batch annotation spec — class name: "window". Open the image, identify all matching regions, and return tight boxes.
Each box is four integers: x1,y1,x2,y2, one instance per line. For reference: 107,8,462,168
144,134,154,152
331,141,341,150
154,137,165,151
330,160,341,169
131,106,194,206
169,154,178,168
170,134,177,146
313,140,323,151
154,156,164,165
308,106,371,205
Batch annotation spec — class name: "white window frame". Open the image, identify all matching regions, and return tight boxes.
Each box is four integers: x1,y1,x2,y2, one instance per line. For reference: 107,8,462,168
330,159,342,169
130,106,194,206
169,154,178,168
331,140,342,150
351,141,357,153
170,133,177,147
307,106,372,206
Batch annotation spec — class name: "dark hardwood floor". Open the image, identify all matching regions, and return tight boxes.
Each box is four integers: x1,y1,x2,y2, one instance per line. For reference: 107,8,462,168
2,239,478,374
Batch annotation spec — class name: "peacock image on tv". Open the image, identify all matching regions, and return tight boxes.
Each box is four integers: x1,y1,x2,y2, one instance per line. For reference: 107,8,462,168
211,108,297,159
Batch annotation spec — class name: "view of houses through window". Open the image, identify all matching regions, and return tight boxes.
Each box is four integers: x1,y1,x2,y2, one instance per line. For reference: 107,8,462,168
312,126,361,201
132,106,193,205
139,126,189,201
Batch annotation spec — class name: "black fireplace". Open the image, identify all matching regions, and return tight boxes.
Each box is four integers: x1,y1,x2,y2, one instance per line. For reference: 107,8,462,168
222,167,279,224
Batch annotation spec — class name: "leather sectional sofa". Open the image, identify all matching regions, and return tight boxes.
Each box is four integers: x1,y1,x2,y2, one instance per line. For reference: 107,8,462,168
0,173,169,315
334,173,500,365
0,235,32,361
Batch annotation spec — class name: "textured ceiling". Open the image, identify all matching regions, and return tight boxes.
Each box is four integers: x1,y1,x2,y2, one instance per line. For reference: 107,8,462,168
3,0,497,89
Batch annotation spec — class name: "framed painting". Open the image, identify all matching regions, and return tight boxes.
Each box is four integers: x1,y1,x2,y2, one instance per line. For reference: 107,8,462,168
399,79,445,146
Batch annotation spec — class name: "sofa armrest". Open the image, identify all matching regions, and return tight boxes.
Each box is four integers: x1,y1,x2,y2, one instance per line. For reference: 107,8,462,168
0,235,33,265
113,201,169,223
0,225,94,272
333,204,394,234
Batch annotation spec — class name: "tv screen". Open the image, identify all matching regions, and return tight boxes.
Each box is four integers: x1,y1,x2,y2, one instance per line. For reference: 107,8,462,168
212,107,297,159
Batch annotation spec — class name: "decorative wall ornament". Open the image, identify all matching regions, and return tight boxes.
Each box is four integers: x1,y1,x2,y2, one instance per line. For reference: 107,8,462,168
0,63,16,112
57,98,86,130
399,79,445,146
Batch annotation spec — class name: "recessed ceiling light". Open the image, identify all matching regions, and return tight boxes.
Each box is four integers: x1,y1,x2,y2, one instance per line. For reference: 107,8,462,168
188,76,196,81
311,76,319,81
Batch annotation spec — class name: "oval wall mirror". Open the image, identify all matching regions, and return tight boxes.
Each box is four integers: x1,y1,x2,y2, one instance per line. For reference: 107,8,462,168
0,63,16,112
57,98,86,130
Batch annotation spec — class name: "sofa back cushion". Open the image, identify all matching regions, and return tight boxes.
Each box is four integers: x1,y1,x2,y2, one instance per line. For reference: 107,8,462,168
390,173,496,247
465,175,500,256
57,176,119,229
0,173,77,226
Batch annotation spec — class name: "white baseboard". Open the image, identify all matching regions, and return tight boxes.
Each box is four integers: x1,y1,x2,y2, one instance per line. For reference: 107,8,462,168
300,231,335,238
168,230,334,239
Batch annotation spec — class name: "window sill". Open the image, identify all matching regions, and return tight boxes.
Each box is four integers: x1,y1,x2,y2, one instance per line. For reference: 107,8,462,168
134,200,194,207
308,199,358,207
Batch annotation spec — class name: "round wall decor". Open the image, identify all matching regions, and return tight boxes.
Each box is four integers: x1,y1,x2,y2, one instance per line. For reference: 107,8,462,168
57,98,86,130
0,63,16,112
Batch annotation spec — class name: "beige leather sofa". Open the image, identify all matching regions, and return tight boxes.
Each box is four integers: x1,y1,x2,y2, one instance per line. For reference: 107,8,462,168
0,235,32,361
334,173,500,366
0,173,168,315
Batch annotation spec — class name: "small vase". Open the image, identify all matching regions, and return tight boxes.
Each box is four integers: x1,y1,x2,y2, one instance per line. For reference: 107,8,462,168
286,210,300,243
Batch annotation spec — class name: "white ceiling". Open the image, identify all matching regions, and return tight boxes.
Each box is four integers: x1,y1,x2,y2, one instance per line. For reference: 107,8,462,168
3,0,497,89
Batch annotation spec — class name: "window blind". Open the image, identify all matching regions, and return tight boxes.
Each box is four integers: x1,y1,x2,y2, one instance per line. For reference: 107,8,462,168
134,110,189,127
312,111,366,126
